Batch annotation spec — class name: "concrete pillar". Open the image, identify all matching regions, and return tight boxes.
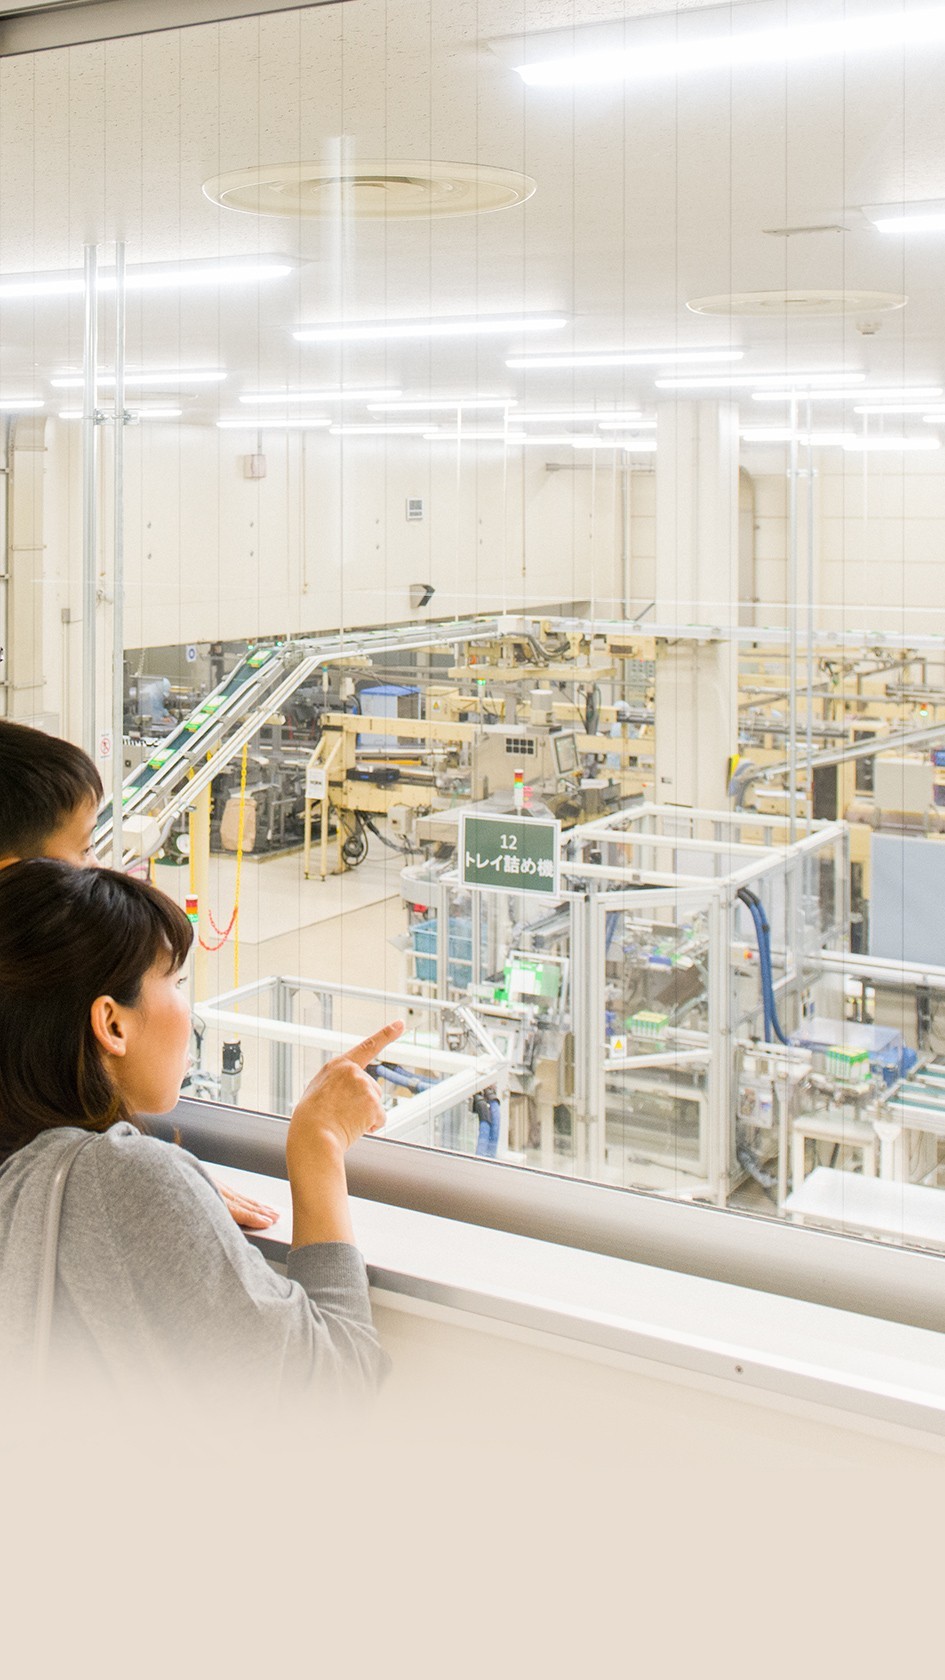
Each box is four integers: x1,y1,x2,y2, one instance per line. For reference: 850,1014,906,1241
654,401,739,811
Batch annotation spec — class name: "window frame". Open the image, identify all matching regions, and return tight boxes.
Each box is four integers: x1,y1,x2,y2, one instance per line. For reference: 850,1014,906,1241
165,1095,945,1337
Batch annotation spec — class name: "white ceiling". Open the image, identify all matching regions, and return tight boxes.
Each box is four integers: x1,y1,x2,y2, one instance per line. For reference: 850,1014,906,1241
0,0,942,427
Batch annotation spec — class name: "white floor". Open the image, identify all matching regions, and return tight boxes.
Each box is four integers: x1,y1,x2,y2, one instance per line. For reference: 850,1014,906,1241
157,847,414,1112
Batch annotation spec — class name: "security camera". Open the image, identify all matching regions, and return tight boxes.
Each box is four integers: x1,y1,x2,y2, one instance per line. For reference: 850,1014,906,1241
855,318,882,335
410,583,435,609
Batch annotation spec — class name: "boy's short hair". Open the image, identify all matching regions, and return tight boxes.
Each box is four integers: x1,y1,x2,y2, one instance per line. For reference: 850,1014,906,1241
0,720,103,857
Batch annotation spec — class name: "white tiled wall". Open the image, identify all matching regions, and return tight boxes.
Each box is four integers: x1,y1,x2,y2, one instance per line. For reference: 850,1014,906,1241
630,451,945,635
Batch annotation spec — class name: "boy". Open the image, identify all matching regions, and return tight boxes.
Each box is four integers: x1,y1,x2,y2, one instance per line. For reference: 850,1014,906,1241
0,718,277,1232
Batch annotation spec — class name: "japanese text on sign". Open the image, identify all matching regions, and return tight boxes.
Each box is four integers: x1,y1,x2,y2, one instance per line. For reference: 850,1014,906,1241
459,813,560,897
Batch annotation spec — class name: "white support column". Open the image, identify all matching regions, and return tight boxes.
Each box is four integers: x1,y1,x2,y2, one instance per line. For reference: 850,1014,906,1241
654,400,739,811
5,416,53,729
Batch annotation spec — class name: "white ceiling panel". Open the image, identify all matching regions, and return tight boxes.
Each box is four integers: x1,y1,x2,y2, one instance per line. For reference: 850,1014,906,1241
0,0,939,421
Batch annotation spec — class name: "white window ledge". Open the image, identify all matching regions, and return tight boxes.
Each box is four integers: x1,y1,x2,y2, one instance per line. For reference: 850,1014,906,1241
210,1162,945,1444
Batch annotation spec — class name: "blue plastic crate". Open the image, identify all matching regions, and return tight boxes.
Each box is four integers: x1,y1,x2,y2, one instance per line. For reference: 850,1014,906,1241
412,917,474,989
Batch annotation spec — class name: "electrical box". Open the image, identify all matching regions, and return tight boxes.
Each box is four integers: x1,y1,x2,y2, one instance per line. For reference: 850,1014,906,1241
405,497,424,521
472,726,557,799
243,453,267,480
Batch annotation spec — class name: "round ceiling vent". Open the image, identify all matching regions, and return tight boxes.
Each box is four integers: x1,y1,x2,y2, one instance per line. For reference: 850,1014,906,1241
202,160,536,220
687,289,907,316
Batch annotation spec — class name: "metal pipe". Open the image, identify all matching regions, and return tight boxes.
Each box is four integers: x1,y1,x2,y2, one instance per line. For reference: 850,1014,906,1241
787,394,799,842
818,949,945,991
740,716,945,793
604,1049,709,1072
620,456,632,616
195,1005,497,1078
190,777,212,1005
805,400,815,833
81,243,98,758
111,241,126,867
379,1065,506,1139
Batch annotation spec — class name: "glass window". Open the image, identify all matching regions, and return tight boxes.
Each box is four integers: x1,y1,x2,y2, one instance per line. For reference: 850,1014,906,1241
7,0,945,1265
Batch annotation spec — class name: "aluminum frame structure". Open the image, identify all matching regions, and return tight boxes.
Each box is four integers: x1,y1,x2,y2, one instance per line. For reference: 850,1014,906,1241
422,804,846,1202
563,805,847,1203
195,974,509,1148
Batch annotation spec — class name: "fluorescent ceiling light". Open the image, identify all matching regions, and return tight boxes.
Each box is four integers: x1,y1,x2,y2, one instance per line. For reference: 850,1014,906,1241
295,315,567,345
240,387,400,404
425,431,510,441
216,416,332,430
121,261,291,293
52,369,226,390
741,428,855,445
754,386,943,404
368,398,517,413
515,409,646,423
505,8,945,89
659,371,865,391
845,435,941,451
922,413,945,422
505,433,590,446
572,437,657,452
501,432,659,451
595,418,657,431
329,424,435,436
0,260,290,302
507,348,742,371
740,426,941,451
855,401,945,414
59,407,183,420
863,200,945,234
0,397,43,409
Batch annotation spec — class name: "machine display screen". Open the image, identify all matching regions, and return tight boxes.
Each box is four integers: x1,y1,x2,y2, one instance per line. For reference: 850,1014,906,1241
552,730,580,777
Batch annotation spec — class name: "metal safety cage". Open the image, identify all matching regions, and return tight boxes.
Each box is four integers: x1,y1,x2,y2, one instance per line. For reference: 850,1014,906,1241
567,809,848,1207
192,974,510,1155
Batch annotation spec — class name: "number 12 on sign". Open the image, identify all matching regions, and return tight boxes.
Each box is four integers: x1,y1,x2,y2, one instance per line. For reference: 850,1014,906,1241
459,812,561,897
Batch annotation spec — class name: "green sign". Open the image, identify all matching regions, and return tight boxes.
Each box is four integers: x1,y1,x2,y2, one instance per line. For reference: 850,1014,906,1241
459,812,560,897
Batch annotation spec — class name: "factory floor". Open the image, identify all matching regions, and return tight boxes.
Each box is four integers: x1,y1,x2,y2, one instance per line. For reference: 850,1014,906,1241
157,845,412,1111
155,845,409,983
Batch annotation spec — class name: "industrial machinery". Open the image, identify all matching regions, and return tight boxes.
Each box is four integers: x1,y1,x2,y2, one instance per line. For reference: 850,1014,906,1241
102,611,945,1250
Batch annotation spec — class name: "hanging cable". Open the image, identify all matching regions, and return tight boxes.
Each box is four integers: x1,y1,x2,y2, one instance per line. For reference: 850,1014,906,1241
340,810,369,868
200,744,249,956
232,743,248,987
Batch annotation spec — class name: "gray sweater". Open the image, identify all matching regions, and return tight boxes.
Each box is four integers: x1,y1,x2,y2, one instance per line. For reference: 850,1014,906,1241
0,1121,388,1394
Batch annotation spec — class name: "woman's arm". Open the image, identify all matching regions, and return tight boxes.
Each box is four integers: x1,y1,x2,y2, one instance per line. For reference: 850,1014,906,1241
286,1020,404,1248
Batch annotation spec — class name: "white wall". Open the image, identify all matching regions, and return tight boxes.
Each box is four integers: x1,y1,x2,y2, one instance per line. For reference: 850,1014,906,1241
34,424,945,745
38,421,622,741
629,448,945,639
370,1294,945,1672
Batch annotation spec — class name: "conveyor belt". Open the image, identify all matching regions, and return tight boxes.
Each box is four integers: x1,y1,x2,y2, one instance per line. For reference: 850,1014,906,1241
96,615,505,860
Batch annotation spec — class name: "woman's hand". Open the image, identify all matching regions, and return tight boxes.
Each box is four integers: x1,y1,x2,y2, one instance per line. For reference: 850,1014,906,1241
215,1181,280,1231
287,1020,405,1160
286,1020,405,1249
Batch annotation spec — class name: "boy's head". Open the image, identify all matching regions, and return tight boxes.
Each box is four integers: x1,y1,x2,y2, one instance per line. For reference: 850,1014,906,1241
0,720,103,867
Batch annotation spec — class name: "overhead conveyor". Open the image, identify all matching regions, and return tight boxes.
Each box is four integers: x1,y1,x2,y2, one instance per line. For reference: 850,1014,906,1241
95,615,505,862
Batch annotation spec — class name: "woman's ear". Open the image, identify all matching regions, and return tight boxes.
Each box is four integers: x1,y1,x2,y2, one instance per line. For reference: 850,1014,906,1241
89,995,129,1059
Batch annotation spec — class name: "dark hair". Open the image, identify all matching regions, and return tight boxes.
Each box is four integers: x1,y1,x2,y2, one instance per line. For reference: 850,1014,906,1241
0,861,193,1154
0,719,103,858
